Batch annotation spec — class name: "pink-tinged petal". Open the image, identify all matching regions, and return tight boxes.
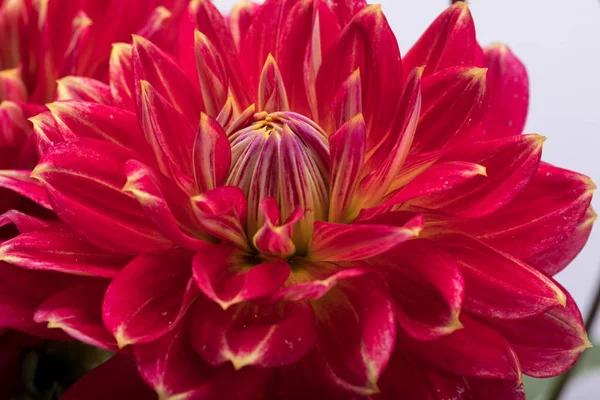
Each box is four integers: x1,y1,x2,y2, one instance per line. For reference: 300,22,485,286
193,113,231,193
490,286,590,378
0,170,51,209
412,67,489,152
272,261,368,302
528,206,596,276
435,234,566,319
229,0,259,50
307,215,423,262
133,34,202,127
377,239,464,341
0,225,128,277
358,68,422,206
331,69,362,128
382,161,487,206
328,114,365,223
32,139,172,254
55,76,112,104
314,275,395,395
61,354,156,400
138,79,195,193
398,315,521,380
195,30,229,118
123,159,209,250
449,162,595,263
0,101,30,151
29,110,63,157
135,6,174,50
430,134,544,217
257,54,289,113
253,197,302,257
56,11,92,77
180,0,250,107
135,323,269,400
317,5,402,144
482,43,529,138
46,101,153,161
189,299,316,369
191,186,249,249
102,250,196,348
0,263,80,339
465,378,524,400
192,242,289,310
377,350,471,400
109,43,135,110
0,68,27,101
327,0,367,26
34,281,117,350
402,3,476,78
0,209,50,233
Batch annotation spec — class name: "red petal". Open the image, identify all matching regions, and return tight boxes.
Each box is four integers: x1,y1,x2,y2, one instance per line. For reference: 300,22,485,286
229,0,259,50
123,159,208,250
398,315,521,380
0,225,128,277
55,76,112,104
257,54,289,112
402,3,476,78
0,68,27,101
189,299,316,369
378,239,464,341
436,234,566,319
0,170,51,209
328,114,366,223
307,215,423,261
109,43,135,110
482,44,529,138
32,139,172,254
314,275,395,395
0,209,50,233
34,281,117,350
29,110,63,157
466,378,525,400
253,197,302,257
192,241,289,310
490,286,590,378
193,113,231,193
61,354,156,400
195,30,229,117
135,6,175,51
102,250,196,348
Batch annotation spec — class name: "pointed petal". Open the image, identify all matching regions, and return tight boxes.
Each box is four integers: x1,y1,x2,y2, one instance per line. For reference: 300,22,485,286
191,186,249,249
314,275,395,395
328,114,366,223
0,68,27,101
0,170,51,209
379,239,464,341
257,54,289,112
135,6,174,50
193,113,231,193
327,0,367,26
61,354,156,400
307,215,423,261
109,43,135,110
192,242,289,310
34,281,117,350
253,197,302,257
317,5,402,142
133,35,202,127
0,225,128,277
32,139,172,254
490,287,590,378
29,110,63,156
331,69,362,128
436,233,566,319
229,0,259,50
102,250,196,348
123,159,208,250
398,315,521,380
56,76,112,104
482,44,529,138
194,30,229,118
189,298,316,369
0,209,50,233
402,3,476,78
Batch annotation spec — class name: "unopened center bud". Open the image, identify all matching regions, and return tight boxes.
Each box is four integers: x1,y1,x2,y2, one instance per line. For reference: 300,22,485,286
226,111,330,254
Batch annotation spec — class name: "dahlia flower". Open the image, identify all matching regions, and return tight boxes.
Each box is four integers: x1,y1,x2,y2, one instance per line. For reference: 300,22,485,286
0,1,596,399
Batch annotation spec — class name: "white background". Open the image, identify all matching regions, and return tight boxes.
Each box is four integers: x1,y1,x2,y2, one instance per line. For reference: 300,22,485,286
214,1,600,397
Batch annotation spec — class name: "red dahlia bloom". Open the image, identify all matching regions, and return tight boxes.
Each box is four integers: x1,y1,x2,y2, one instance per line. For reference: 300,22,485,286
0,1,596,399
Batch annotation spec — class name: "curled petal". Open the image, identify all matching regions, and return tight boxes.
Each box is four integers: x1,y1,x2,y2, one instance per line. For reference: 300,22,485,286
189,299,316,369
402,2,476,78
307,215,423,261
0,170,51,209
229,0,259,50
135,6,174,50
34,281,117,350
253,197,302,257
56,76,112,104
192,242,290,310
483,43,529,138
0,209,50,233
193,113,231,193
0,225,128,277
102,250,196,348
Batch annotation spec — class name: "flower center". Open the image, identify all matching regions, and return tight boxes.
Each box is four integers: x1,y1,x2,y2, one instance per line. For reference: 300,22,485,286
226,111,330,254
